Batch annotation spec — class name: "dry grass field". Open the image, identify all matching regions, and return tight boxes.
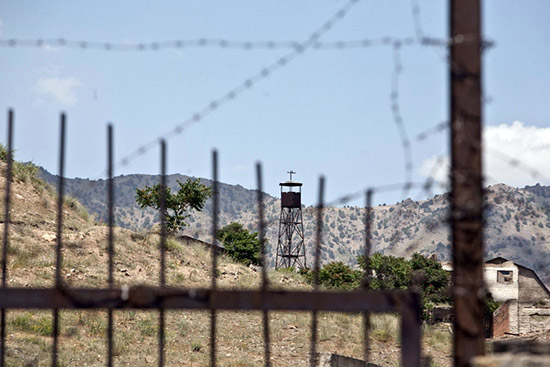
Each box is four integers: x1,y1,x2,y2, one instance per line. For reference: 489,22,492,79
0,160,452,366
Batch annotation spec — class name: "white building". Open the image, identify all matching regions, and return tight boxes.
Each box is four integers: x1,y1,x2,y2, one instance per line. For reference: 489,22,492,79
440,257,550,336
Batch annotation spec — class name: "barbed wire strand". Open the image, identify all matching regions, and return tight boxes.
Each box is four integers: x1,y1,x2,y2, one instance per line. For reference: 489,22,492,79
390,41,414,198
414,155,448,201
0,36,451,52
416,121,449,141
410,0,425,41
452,130,550,186
0,34,489,52
182,176,452,245
107,0,361,176
131,137,550,245
485,145,550,184
412,121,550,188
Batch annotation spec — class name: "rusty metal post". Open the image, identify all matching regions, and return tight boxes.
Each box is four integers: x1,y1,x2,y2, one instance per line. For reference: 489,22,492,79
158,140,167,367
1,110,14,367
52,113,66,367
450,1,485,366
107,124,115,367
362,189,373,364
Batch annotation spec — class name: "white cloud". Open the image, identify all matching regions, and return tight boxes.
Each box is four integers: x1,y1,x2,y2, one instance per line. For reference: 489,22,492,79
0,17,4,37
419,121,550,187
35,76,82,106
42,43,61,53
419,155,449,184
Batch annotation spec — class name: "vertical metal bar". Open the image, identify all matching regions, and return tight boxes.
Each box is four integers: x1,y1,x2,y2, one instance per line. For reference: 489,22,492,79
159,140,167,367
362,189,373,364
309,176,324,367
210,150,218,367
159,140,167,287
55,114,66,288
401,293,422,367
1,109,14,367
450,1,484,367
53,113,66,367
107,124,114,367
256,163,271,367
107,124,114,287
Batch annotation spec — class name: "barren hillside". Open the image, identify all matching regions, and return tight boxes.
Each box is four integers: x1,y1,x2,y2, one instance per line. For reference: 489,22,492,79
3,161,452,366
40,168,550,285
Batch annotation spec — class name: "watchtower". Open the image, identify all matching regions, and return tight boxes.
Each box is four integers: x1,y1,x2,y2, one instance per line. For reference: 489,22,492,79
276,171,306,269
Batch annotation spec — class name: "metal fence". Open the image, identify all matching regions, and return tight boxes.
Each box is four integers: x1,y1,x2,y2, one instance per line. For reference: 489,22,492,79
0,112,421,367
0,1,486,366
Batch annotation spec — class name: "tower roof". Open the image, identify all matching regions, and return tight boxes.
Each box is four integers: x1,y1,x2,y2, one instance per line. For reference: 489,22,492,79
279,180,302,187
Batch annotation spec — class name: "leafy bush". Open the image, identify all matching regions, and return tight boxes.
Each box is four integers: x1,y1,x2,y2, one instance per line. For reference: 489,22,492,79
319,262,361,289
63,195,91,222
357,252,451,320
299,262,361,290
0,144,47,191
0,144,9,163
357,253,411,290
217,222,261,266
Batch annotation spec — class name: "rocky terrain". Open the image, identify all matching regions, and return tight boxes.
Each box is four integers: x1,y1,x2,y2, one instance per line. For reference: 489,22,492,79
40,168,550,285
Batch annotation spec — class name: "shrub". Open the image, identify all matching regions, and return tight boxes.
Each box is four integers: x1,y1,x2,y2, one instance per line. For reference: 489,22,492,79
192,342,202,352
358,253,411,290
217,222,261,266
0,144,47,191
358,252,451,320
300,262,361,290
319,262,361,289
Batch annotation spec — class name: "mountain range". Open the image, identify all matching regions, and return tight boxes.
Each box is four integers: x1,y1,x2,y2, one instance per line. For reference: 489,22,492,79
39,168,550,285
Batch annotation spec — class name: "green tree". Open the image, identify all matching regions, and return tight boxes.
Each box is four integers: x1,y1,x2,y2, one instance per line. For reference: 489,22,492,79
410,253,451,304
357,252,452,320
135,178,211,234
357,253,412,290
217,222,261,266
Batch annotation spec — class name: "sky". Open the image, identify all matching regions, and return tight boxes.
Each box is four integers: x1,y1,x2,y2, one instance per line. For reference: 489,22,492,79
1,0,550,206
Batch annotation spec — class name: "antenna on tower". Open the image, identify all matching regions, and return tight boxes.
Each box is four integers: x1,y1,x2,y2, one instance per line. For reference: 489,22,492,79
287,170,296,181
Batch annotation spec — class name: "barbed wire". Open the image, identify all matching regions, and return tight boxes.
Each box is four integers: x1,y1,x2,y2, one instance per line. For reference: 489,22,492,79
485,145,550,184
6,1,502,213
0,36,454,52
324,180,448,209
175,174,452,244
410,0,425,41
414,155,448,200
104,0,361,175
416,121,449,141
390,41,414,199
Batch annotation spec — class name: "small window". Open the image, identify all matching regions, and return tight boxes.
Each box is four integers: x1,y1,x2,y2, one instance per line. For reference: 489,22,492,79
497,270,513,283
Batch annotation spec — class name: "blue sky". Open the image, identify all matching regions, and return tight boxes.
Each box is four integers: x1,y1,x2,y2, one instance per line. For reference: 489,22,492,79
1,1,550,206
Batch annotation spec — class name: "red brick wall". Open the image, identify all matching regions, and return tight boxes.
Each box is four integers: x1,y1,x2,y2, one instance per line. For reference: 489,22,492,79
492,302,510,338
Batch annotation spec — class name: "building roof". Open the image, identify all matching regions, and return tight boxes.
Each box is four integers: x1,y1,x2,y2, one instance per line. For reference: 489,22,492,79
486,257,550,298
439,256,550,298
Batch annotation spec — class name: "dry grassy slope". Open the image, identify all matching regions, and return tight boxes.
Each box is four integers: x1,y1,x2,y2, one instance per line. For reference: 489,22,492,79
40,168,550,286
4,164,452,367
